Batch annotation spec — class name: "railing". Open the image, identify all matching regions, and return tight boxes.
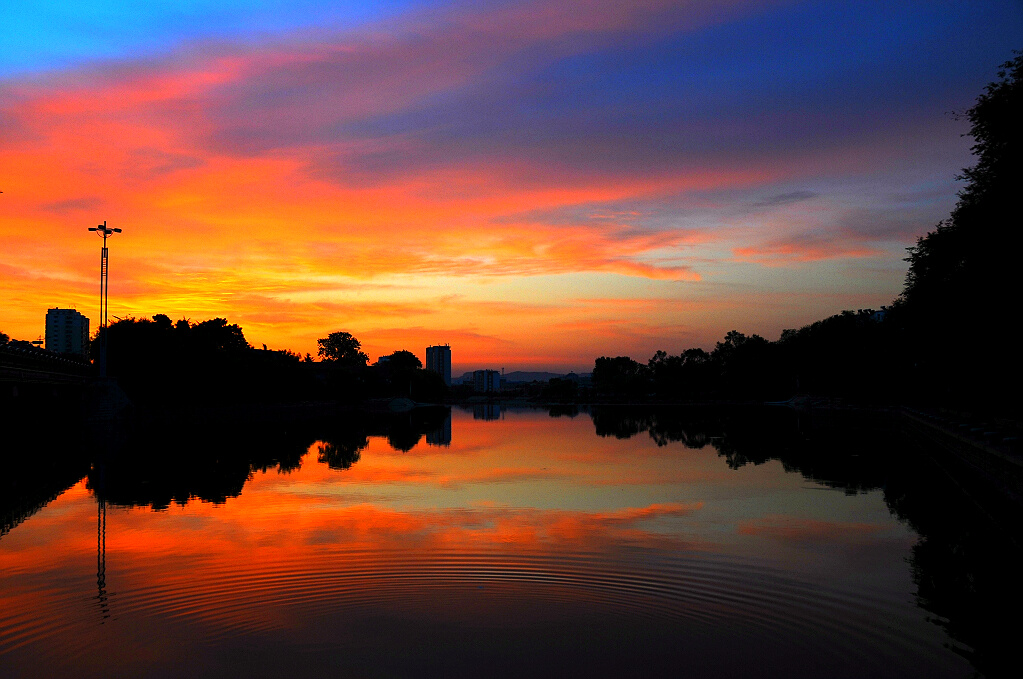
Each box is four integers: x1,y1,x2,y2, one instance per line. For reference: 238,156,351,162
0,341,92,380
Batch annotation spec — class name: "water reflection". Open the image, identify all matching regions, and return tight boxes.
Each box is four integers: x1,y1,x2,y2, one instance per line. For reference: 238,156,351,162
316,437,364,471
79,406,451,510
589,406,890,489
425,411,452,446
0,405,1018,678
95,498,109,622
584,405,1022,677
0,415,92,539
469,403,502,420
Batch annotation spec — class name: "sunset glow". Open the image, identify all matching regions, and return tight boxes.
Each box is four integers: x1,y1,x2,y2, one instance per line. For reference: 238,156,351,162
2,1,1021,370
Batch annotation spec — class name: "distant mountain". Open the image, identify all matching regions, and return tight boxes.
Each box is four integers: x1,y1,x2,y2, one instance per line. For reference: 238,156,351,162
457,371,590,384
503,371,565,383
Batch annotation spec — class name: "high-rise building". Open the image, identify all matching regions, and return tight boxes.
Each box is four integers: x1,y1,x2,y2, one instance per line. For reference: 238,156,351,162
472,369,501,394
45,308,90,357
425,345,452,386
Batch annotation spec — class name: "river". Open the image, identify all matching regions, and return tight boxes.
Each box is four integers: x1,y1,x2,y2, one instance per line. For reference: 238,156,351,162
0,405,1016,677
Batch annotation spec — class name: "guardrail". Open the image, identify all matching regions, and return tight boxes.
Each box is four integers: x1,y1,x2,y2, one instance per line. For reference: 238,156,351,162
0,341,92,381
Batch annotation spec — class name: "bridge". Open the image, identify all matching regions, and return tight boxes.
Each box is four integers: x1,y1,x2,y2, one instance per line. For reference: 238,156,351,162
0,340,91,386
0,340,93,414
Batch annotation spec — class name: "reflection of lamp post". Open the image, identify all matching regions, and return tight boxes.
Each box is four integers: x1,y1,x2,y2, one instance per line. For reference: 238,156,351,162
96,491,109,620
88,221,122,377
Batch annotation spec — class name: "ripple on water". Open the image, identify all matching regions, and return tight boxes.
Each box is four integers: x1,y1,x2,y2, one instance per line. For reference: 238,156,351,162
1,542,954,677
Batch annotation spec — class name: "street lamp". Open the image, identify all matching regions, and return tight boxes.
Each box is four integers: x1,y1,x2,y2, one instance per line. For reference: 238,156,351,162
88,221,122,377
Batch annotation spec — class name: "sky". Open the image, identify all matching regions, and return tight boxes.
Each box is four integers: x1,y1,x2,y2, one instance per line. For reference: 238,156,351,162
1,0,1020,372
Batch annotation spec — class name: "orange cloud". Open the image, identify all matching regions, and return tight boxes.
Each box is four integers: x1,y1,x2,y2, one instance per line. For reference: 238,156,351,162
0,0,906,366
733,241,881,265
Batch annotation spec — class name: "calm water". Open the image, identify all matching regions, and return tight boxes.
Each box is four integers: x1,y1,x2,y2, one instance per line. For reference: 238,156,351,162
0,406,1017,678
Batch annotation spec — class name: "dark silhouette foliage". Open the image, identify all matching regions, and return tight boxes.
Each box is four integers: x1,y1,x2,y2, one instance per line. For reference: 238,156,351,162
895,53,1022,408
592,310,898,403
366,349,447,402
592,356,649,396
588,53,1021,412
95,316,317,406
94,317,448,406
540,377,578,402
317,331,369,366
380,350,422,370
903,53,1022,310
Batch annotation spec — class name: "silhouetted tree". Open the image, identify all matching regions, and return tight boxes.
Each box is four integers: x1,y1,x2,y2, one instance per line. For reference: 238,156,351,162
96,315,318,406
381,350,422,370
541,377,578,402
648,350,685,396
190,317,251,353
317,331,369,366
904,51,1022,308
592,356,649,396
899,52,1022,408
0,330,9,344
409,368,448,402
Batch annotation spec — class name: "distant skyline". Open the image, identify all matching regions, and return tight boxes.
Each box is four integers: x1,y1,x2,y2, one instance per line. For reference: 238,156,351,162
2,1,1020,372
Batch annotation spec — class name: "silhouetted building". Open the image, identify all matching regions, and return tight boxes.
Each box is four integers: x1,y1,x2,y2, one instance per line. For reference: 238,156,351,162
426,345,452,386
45,308,89,357
473,369,501,393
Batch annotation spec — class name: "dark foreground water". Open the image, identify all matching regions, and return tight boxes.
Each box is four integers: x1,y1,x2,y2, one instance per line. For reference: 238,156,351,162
1,406,1018,678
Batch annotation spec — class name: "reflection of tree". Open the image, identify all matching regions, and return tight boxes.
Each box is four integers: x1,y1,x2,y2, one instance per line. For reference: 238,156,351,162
317,437,367,471
85,417,314,509
1,413,92,539
386,429,421,453
589,406,894,491
585,404,1022,676
592,409,654,439
592,407,746,450
548,405,579,418
882,453,1023,678
83,408,457,508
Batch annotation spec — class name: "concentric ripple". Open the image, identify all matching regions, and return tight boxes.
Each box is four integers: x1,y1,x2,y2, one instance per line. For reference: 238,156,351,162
0,409,979,678
0,541,958,677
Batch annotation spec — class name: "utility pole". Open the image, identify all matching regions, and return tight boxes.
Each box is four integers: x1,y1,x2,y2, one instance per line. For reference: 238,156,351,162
88,221,122,378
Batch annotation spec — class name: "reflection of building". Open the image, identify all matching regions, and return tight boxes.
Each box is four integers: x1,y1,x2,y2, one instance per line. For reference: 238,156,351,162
45,308,90,357
473,403,502,421
473,369,501,393
426,413,452,446
426,345,451,386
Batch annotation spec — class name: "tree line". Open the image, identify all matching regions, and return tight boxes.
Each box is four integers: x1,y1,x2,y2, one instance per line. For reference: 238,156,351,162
95,315,446,407
592,310,898,403
594,53,1021,414
4,53,1018,414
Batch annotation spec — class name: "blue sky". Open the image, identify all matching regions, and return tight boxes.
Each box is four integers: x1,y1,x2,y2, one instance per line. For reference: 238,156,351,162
1,1,420,75
1,1,1021,367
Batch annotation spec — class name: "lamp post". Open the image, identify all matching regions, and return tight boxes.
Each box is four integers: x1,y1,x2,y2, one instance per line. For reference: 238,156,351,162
88,221,122,378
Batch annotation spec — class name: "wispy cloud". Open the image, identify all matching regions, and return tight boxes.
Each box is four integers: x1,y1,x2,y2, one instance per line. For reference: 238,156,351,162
1,0,1018,362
